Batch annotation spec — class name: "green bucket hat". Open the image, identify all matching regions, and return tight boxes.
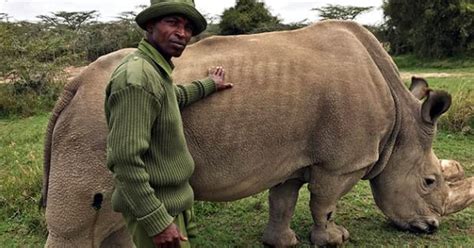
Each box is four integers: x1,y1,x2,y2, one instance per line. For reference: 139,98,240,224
136,0,207,35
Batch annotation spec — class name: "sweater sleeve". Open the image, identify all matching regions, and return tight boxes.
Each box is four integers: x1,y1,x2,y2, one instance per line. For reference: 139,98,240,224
174,78,217,109
106,85,174,236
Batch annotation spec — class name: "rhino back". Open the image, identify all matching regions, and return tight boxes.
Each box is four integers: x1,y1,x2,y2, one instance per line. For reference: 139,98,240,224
172,21,397,201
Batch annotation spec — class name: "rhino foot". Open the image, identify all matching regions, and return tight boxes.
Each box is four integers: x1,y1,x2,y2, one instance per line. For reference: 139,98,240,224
262,227,299,247
310,222,349,247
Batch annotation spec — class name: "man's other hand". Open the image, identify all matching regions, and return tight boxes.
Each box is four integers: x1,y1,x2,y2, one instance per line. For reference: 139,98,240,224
152,223,187,248
209,66,233,91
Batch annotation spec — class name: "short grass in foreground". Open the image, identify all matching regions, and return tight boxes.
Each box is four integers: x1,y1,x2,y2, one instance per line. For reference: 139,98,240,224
0,114,49,247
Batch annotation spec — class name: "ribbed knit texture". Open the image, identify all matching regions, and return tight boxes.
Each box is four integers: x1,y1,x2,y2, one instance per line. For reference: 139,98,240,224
104,39,216,237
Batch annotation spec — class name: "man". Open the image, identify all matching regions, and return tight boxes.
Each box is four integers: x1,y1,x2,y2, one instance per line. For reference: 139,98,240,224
104,1,232,247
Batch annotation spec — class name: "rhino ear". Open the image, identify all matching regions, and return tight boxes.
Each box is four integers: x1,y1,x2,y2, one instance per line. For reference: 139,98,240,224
421,90,452,124
409,76,429,100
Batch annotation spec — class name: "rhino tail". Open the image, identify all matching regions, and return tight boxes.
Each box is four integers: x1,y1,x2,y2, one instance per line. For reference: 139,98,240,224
40,77,84,209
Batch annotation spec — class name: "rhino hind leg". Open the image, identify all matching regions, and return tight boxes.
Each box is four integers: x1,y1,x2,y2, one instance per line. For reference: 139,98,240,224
308,167,365,247
262,179,304,247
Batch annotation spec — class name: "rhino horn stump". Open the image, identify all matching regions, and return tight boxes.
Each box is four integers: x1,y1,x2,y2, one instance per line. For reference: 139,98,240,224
444,176,474,215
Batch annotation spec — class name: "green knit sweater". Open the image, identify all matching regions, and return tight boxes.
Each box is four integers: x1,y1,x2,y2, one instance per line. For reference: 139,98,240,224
105,39,216,237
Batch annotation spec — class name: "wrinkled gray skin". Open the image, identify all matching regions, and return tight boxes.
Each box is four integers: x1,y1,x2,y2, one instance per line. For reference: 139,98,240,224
41,21,473,247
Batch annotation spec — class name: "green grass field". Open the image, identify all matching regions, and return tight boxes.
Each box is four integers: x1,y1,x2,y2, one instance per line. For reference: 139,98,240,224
0,64,472,247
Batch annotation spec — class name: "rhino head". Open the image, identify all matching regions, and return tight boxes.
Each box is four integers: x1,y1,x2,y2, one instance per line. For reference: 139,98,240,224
370,77,473,233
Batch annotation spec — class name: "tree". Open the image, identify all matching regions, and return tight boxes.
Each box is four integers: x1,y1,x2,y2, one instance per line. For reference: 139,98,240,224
219,0,281,35
37,11,99,31
383,0,473,57
312,4,373,20
0,13,11,22
115,5,146,24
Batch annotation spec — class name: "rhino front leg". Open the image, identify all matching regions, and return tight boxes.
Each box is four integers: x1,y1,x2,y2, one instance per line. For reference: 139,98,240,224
308,166,365,247
100,225,132,248
262,178,305,247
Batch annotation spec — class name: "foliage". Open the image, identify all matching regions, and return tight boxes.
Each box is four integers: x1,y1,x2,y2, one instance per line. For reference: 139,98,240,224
0,21,77,74
77,20,142,61
383,0,473,58
219,0,281,35
0,69,66,118
0,10,144,117
312,4,373,20
0,20,75,117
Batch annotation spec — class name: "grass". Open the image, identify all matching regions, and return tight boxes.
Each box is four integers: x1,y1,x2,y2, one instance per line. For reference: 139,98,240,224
0,114,49,247
0,60,472,247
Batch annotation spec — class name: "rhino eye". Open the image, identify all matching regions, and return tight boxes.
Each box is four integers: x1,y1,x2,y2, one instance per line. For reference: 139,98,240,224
424,177,436,188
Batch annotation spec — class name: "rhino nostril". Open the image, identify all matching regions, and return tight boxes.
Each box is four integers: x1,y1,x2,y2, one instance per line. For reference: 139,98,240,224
92,193,103,210
426,218,439,233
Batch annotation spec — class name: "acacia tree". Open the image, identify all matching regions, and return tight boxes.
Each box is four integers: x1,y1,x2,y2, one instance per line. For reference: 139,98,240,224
312,4,373,20
37,11,98,31
219,0,281,35
0,13,11,22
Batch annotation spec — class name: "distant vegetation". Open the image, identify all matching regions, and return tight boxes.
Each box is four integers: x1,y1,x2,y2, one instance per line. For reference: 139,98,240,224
0,9,142,117
383,0,473,58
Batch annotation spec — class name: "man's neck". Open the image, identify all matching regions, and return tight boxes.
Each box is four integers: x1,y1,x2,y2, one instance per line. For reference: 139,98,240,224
145,38,172,62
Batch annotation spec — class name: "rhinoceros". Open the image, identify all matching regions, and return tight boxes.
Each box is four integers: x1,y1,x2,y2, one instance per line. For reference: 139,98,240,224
41,20,473,247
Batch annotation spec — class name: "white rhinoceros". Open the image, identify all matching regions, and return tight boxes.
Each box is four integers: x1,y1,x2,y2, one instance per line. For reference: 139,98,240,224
40,20,473,247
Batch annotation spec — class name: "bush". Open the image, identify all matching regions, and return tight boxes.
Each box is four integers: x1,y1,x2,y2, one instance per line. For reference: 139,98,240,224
77,21,143,61
219,0,281,35
438,84,474,134
0,64,66,118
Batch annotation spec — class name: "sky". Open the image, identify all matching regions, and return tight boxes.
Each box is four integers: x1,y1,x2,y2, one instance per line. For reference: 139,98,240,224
0,0,384,25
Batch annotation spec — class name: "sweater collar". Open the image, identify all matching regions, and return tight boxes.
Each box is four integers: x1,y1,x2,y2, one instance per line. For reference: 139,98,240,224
138,39,174,77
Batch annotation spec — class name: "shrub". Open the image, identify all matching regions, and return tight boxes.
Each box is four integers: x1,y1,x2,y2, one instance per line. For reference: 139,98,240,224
0,64,66,118
438,84,474,133
219,0,281,35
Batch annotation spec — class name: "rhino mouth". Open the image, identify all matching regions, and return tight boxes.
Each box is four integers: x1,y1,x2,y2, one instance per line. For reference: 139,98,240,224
390,217,439,234
407,218,439,234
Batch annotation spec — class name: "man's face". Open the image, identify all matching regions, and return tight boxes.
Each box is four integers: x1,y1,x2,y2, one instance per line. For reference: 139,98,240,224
147,15,194,59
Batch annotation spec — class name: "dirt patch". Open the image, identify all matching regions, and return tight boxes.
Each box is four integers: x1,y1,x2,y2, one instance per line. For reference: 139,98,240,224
0,72,19,84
